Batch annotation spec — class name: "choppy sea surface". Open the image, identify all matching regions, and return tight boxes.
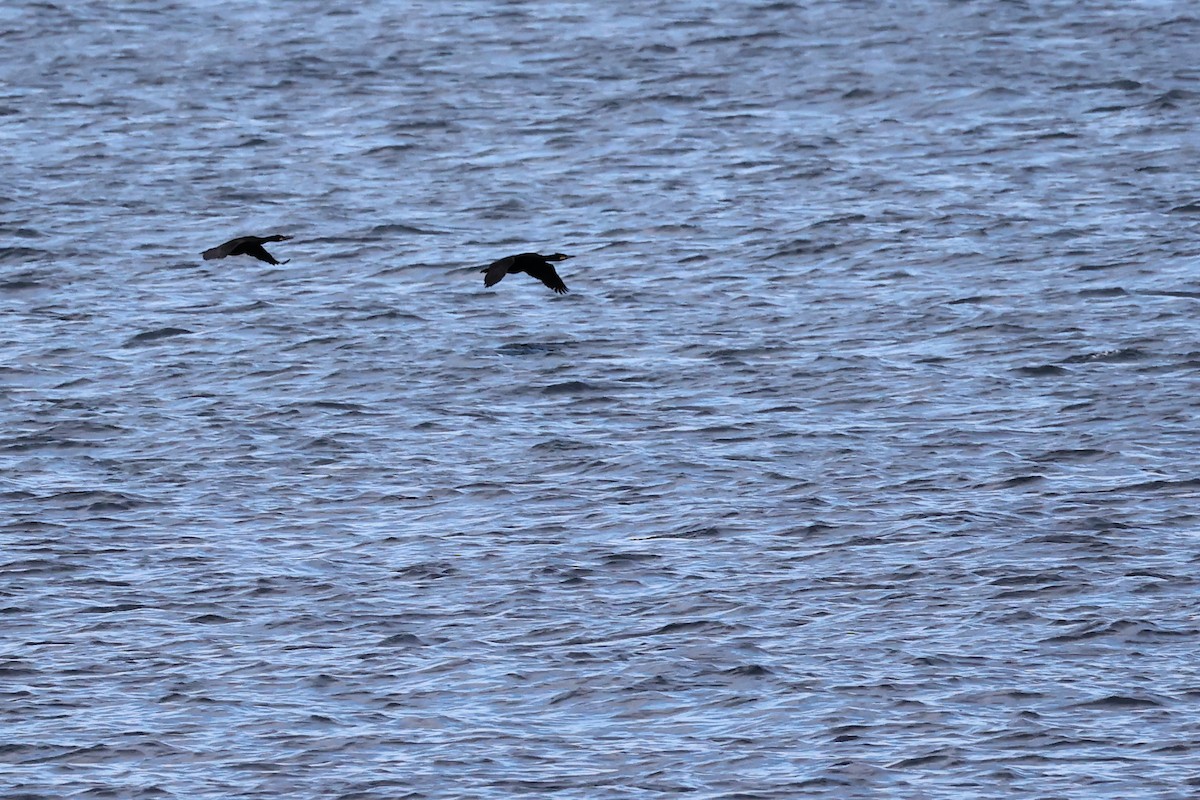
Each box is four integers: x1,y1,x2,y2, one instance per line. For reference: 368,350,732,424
3,1,1200,797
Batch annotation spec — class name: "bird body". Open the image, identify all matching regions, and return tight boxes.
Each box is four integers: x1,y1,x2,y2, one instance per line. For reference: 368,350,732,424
202,235,292,265
482,252,571,294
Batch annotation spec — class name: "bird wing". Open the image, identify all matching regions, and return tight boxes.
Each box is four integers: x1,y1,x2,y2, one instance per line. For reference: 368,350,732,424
482,256,514,287
201,237,247,260
526,261,569,294
244,243,284,265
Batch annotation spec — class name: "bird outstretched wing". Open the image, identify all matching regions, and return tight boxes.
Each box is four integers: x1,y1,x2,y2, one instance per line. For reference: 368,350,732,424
244,243,287,265
201,238,245,260
482,255,514,287
525,262,568,294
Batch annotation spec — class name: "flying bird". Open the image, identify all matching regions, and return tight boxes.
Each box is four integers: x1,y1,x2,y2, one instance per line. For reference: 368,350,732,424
201,234,292,265
481,252,571,294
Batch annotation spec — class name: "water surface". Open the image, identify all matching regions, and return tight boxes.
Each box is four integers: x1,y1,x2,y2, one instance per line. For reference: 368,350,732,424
3,1,1200,797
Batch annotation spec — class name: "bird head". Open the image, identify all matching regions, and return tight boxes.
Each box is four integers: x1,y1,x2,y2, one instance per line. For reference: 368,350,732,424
267,234,293,242
545,253,572,261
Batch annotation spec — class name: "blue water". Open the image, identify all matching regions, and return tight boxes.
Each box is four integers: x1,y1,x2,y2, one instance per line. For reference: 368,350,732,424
3,1,1200,797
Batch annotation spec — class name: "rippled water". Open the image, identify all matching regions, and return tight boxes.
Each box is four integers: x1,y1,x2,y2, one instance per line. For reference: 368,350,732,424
4,1,1200,797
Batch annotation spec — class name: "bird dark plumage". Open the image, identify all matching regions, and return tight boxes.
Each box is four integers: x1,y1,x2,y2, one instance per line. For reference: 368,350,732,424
482,252,571,294
202,234,292,265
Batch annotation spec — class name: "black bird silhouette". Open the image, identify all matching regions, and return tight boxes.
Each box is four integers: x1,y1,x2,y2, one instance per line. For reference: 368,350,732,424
482,252,571,294
202,234,292,265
